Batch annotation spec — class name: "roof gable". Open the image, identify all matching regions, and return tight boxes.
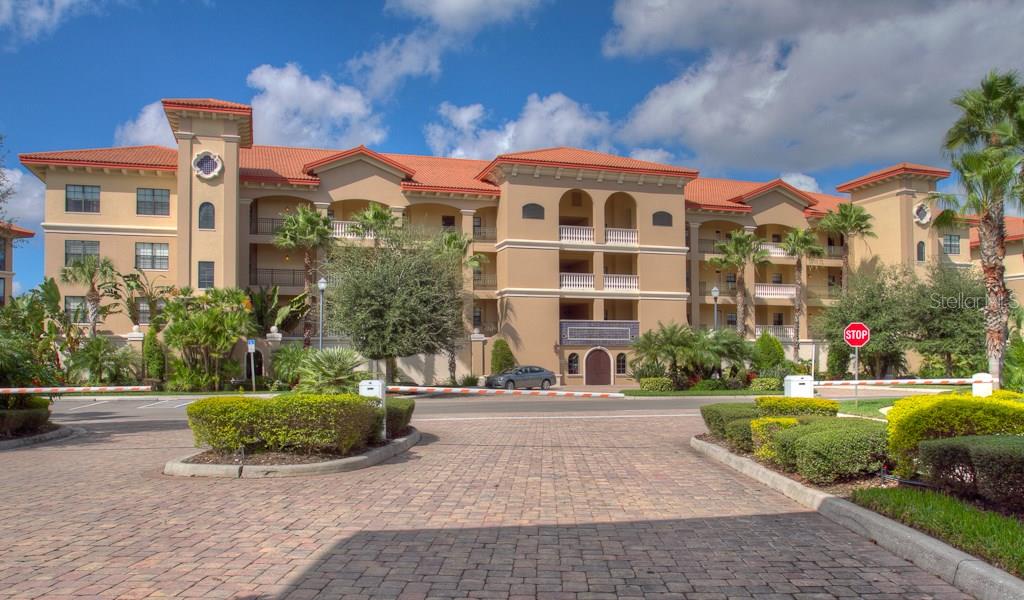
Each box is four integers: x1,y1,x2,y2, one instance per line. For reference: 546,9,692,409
303,146,416,179
836,162,950,193
476,146,699,180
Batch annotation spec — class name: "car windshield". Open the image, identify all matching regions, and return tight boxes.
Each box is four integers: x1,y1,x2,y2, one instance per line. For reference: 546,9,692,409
500,368,518,374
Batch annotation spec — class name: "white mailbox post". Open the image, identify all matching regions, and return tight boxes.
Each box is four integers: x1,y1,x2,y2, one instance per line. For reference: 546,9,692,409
359,380,387,440
784,375,814,398
972,373,993,398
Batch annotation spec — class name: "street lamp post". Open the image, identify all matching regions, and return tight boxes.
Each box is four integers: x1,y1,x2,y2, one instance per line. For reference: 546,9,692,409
711,286,720,330
317,277,327,350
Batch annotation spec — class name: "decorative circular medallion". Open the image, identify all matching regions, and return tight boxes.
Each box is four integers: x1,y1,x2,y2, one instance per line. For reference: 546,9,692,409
192,151,224,180
913,202,931,225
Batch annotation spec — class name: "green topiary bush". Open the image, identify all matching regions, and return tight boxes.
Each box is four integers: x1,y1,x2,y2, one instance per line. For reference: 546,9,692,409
700,403,760,437
753,332,785,372
724,418,755,452
887,394,1024,476
143,327,165,382
826,343,851,379
639,377,674,392
920,435,1024,511
490,339,516,374
751,416,800,462
919,437,978,497
773,417,882,472
0,397,50,437
295,347,363,393
791,420,888,484
749,377,782,392
690,379,726,391
186,394,380,455
755,396,839,416
385,397,416,437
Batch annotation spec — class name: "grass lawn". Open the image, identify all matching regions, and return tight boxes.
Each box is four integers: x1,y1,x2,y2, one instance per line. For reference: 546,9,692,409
621,389,781,397
836,399,895,419
852,487,1024,578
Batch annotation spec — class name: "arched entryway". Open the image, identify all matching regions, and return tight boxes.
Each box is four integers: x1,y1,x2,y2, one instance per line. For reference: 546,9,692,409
584,348,611,385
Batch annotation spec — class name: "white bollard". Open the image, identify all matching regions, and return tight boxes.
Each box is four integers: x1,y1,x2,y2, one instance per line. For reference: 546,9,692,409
784,374,814,398
359,380,387,440
972,373,993,398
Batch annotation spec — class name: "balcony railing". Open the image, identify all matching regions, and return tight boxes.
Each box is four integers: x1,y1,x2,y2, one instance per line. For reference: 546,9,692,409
560,320,640,347
473,226,496,241
332,220,373,239
559,225,594,244
250,218,285,235
251,268,305,287
756,324,796,340
825,245,845,258
698,238,723,254
698,281,738,296
560,272,594,289
604,274,639,291
605,228,638,246
760,242,790,258
473,273,497,290
474,322,499,336
754,283,798,298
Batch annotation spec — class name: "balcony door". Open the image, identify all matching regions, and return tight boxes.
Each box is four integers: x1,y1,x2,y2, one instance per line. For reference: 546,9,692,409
585,349,611,385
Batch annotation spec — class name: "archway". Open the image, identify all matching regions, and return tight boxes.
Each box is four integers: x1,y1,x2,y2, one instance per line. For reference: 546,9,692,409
584,348,611,385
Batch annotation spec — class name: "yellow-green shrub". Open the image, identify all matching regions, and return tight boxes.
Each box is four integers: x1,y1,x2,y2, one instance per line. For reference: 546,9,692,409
755,396,839,416
751,416,800,462
989,389,1024,402
639,377,674,392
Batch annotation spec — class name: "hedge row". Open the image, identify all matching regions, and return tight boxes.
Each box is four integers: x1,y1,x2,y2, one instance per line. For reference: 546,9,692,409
755,396,838,416
919,435,1024,512
0,397,50,437
639,377,674,392
385,397,415,437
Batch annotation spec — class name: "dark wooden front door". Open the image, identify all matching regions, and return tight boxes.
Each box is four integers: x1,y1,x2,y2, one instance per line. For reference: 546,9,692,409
585,350,611,385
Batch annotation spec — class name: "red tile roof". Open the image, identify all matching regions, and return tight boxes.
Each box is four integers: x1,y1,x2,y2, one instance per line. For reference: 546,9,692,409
239,145,336,185
304,146,416,177
477,146,699,180
160,98,252,113
20,146,178,171
970,216,1024,247
0,222,34,238
683,177,848,216
384,153,497,195
836,162,950,193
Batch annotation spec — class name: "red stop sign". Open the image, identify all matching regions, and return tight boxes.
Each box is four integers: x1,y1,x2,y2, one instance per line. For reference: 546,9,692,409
844,322,870,348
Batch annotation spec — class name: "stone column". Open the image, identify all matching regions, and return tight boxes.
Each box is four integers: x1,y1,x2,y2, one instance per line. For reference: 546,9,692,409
238,198,252,288
592,251,605,291
391,206,406,226
688,221,702,328
593,297,605,321
593,194,607,244
173,129,194,288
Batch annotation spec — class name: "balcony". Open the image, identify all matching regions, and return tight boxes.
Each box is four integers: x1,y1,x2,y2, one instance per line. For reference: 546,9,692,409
760,242,790,258
250,217,285,235
559,225,594,244
825,245,845,258
473,273,497,290
754,283,797,299
604,274,638,291
251,268,305,287
698,281,738,296
560,272,594,290
473,226,496,242
474,321,499,336
756,324,796,340
605,228,638,246
560,319,639,347
332,220,373,239
697,238,722,254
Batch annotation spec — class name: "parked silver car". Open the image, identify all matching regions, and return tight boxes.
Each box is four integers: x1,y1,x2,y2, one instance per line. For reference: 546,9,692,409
485,366,556,390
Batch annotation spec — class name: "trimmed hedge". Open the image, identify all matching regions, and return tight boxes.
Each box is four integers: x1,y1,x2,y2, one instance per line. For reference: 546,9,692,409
755,396,839,416
751,416,799,461
773,417,884,472
724,417,755,452
186,394,380,455
639,377,674,392
920,435,1024,511
749,377,781,392
887,393,1024,476
791,420,888,484
700,403,760,437
385,397,416,437
690,379,726,391
0,397,50,437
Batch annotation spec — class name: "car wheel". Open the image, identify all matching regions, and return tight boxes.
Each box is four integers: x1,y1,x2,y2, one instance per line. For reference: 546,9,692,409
541,379,551,390
505,380,515,390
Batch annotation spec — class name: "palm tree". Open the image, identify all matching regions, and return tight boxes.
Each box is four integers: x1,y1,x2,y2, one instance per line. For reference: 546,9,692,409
817,203,875,292
709,230,769,337
780,228,824,360
631,322,692,388
59,254,119,337
351,203,399,246
274,205,334,347
944,70,1024,151
118,270,175,330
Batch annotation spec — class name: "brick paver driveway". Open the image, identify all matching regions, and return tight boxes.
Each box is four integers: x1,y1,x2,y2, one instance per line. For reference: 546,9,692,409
0,410,969,599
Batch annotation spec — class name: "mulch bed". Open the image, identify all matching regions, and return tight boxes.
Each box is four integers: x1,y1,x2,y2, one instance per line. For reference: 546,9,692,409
0,422,60,442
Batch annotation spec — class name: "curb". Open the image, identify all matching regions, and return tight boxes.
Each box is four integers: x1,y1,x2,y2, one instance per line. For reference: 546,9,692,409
163,428,421,478
0,425,81,451
690,436,1024,600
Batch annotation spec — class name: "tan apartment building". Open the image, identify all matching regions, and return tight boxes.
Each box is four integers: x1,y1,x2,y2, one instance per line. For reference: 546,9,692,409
19,97,998,385
0,224,35,306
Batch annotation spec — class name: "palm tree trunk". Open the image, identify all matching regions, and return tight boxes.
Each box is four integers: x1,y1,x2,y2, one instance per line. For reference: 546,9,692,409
736,270,746,337
841,245,850,293
793,257,802,361
87,286,100,338
979,207,1009,388
302,249,314,348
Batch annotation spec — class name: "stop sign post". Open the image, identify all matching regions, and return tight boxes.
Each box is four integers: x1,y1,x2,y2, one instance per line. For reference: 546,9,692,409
844,322,870,397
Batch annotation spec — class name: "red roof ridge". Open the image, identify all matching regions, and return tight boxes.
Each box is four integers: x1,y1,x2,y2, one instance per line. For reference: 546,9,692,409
727,178,818,206
302,146,416,177
836,162,950,193
21,144,176,156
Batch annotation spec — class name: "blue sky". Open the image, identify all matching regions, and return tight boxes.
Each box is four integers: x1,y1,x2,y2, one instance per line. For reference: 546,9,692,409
2,0,1023,291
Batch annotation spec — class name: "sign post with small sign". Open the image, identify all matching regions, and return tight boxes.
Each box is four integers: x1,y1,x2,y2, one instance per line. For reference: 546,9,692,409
247,339,257,393
843,322,870,399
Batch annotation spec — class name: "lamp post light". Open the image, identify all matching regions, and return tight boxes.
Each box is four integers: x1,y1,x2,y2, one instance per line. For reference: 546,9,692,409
317,277,327,350
711,286,720,330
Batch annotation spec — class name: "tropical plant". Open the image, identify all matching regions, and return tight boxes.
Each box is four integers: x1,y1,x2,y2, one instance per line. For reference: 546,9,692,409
66,336,139,385
295,347,363,393
436,230,484,382
632,322,751,388
908,264,986,376
274,204,334,347
817,203,876,292
116,270,175,330
780,228,824,359
752,332,786,373
142,326,165,382
490,339,516,374
350,202,399,243
270,343,307,387
708,230,769,337
246,286,309,336
59,254,120,337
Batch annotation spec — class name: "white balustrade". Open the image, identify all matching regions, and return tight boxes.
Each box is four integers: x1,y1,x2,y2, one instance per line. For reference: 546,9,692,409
559,272,595,289
332,221,374,239
754,283,798,298
760,242,790,258
605,228,638,246
755,325,796,340
604,274,639,290
559,225,594,244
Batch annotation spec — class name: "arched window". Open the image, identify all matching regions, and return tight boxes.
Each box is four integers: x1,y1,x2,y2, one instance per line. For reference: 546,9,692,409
522,203,545,220
198,202,215,230
916,240,926,262
567,353,579,375
615,353,627,375
652,211,673,226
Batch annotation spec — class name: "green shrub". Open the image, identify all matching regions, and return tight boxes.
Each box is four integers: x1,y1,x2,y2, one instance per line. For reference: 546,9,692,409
628,360,666,380
700,403,760,437
143,327,165,381
751,416,800,462
749,377,781,392
753,332,785,372
490,339,516,374
67,336,140,385
989,389,1024,402
639,377,674,392
773,417,882,472
690,379,725,391
0,397,50,437
271,343,307,387
826,343,850,379
186,394,380,454
887,394,1024,476
919,437,978,497
920,435,1024,511
384,397,416,437
459,374,480,387
166,360,218,392
755,396,839,416
296,347,363,393
791,420,888,484
724,418,754,452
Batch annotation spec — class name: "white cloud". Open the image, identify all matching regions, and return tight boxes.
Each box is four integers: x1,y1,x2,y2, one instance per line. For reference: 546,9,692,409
1,167,44,229
0,0,96,46
425,93,613,159
114,101,175,147
781,172,821,193
350,0,542,98
247,63,386,148
616,0,1024,171
629,148,675,164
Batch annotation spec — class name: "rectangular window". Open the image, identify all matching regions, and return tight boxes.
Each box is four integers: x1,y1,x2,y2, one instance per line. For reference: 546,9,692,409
773,312,784,326
473,306,482,328
135,243,169,270
0,242,7,271
198,261,214,289
771,273,783,284
441,215,456,229
137,299,151,325
943,234,961,255
136,188,170,216
771,234,781,243
65,184,100,213
65,296,87,322
0,278,5,306
473,215,482,228
64,240,99,266
726,313,737,326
